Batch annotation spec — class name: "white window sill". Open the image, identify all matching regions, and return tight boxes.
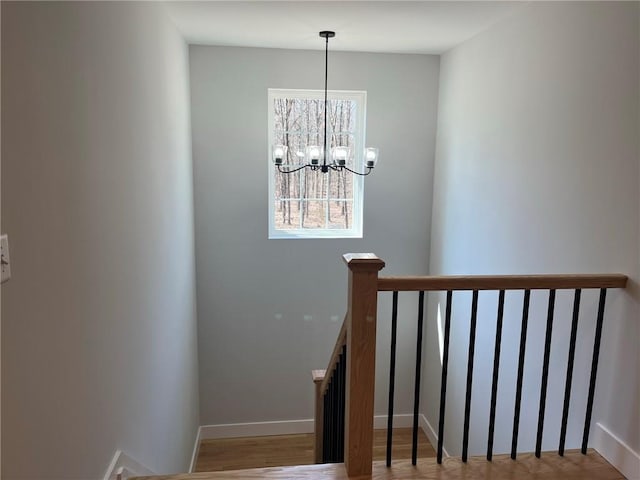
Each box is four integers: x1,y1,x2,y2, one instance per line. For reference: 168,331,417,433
269,229,363,240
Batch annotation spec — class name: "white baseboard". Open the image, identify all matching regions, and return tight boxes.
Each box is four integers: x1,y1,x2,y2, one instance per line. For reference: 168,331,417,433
373,413,414,429
593,422,640,480
378,413,443,453
419,413,449,457
103,450,154,480
188,427,202,473
200,419,315,439
198,414,417,441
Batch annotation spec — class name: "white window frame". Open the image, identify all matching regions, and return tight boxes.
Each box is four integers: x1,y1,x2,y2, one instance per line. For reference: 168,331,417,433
268,88,367,239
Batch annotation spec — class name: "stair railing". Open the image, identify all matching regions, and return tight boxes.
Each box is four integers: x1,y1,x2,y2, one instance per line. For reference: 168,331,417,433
312,321,346,463
312,254,385,473
313,253,628,478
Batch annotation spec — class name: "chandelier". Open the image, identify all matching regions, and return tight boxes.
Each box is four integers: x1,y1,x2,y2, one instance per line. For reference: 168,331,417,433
271,31,379,176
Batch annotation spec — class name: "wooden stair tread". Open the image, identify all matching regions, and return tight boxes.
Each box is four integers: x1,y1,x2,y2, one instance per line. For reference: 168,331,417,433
193,428,434,472
132,449,625,480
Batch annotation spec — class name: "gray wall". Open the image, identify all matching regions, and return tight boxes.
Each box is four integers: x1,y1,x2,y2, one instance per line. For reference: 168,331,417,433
189,46,439,425
425,1,639,457
2,2,199,478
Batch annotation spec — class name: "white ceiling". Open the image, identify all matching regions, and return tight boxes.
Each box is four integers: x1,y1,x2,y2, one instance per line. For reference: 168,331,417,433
163,1,525,54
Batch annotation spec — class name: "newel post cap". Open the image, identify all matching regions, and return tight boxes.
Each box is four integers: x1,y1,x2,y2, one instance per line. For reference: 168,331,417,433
343,253,385,271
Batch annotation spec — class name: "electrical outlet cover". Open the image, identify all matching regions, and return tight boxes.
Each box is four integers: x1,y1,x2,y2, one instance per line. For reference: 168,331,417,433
1,234,11,283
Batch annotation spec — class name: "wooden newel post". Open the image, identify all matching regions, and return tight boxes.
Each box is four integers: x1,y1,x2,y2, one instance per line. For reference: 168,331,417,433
312,369,326,463
343,253,385,477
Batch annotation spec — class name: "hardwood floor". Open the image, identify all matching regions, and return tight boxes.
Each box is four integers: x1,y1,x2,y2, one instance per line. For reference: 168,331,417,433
194,428,435,472
133,428,626,480
138,450,624,480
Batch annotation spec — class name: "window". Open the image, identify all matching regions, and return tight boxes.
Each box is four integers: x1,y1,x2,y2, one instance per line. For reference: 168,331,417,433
268,89,367,239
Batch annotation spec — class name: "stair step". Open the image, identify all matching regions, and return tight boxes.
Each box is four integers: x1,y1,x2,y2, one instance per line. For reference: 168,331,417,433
132,450,623,480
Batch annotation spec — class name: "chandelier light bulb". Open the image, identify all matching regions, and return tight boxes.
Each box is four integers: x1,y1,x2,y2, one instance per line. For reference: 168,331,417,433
272,144,287,165
306,145,322,166
333,146,349,166
365,148,379,168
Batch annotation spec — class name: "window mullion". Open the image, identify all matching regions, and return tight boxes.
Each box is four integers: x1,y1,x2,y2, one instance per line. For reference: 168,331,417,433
325,173,329,229
325,122,332,229
299,170,304,229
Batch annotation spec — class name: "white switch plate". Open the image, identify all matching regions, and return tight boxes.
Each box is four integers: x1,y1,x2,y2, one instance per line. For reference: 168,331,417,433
1,234,11,284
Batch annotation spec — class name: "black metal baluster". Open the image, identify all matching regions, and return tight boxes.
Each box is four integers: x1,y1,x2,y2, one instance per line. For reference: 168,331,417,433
411,291,425,465
559,289,581,456
335,356,340,462
487,290,505,461
336,345,347,462
387,291,399,467
511,289,531,460
437,291,453,464
328,376,334,461
331,374,337,462
336,374,341,462
325,381,330,462
326,379,332,461
340,345,347,462
331,376,338,463
582,289,607,454
337,350,344,462
336,355,344,462
323,390,329,463
535,289,556,458
462,290,479,462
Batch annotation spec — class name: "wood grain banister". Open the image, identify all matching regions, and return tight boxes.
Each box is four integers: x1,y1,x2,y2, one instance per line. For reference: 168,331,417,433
378,273,628,292
312,318,346,465
343,253,385,477
319,318,347,395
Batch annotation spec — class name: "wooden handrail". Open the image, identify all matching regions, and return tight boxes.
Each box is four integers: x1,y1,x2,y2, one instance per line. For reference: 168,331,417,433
319,318,347,395
312,319,347,466
312,317,346,464
378,273,628,292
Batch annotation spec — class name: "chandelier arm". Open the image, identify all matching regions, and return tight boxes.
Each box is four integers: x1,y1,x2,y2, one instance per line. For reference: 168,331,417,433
341,166,373,176
277,164,311,174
